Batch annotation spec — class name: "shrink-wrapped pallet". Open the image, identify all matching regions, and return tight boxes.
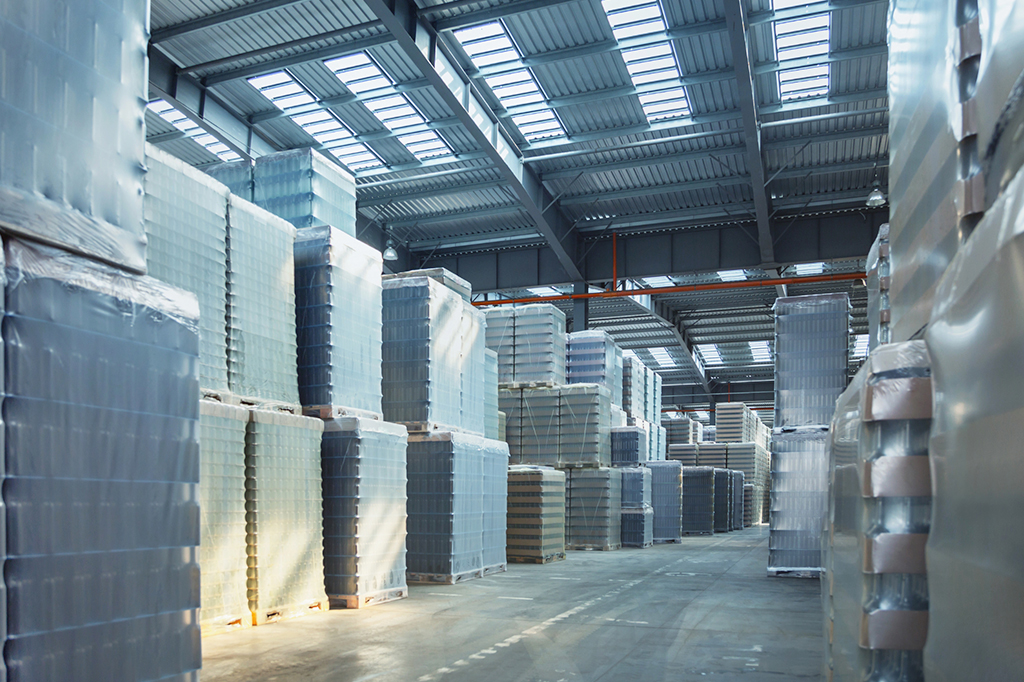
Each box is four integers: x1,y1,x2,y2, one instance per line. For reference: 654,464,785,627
611,426,647,466
485,349,500,439
668,443,698,466
619,467,652,509
681,466,715,535
648,461,683,543
731,470,745,531
485,304,566,385
253,149,356,234
769,427,829,575
713,468,732,533
567,330,623,407
566,468,621,550
621,507,654,548
507,466,566,563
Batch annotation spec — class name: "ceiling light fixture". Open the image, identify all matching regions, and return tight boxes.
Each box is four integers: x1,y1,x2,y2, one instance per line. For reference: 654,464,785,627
866,165,886,207
382,238,399,262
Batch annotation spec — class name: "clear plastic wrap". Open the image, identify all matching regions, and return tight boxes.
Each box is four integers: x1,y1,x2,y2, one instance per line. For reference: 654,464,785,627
485,304,566,385
406,432,509,580
769,427,830,573
204,161,253,200
4,238,201,682
321,417,408,606
244,410,326,619
484,349,500,439
567,330,623,407
714,468,732,533
697,442,728,469
226,196,299,404
0,0,148,273
773,294,851,428
726,442,770,523
731,470,745,531
667,443,698,466
253,149,357,235
622,357,646,418
611,426,647,466
715,402,759,443
619,467,652,509
507,466,566,562
460,302,486,435
743,484,754,527
662,416,693,445
386,268,472,301
566,468,622,550
559,384,612,467
294,225,382,413
866,223,892,351
648,461,683,542
681,466,715,534
198,400,250,634
146,143,231,392
923,164,1024,681
620,507,654,548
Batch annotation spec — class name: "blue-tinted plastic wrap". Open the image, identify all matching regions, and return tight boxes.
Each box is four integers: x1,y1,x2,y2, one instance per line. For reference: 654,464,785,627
506,466,565,561
769,427,829,572
622,357,645,418
253,149,357,235
226,197,299,404
145,144,230,392
203,161,253,200
484,304,566,385
461,303,486,435
567,330,623,407
4,238,201,682
619,467,652,509
566,468,621,550
0,0,148,273
406,432,509,579
321,417,408,604
662,416,692,445
244,410,326,617
714,468,732,533
611,426,647,466
484,349,500,439
294,225,383,413
681,466,715,534
731,470,745,531
198,400,250,633
648,462,683,542
621,507,654,548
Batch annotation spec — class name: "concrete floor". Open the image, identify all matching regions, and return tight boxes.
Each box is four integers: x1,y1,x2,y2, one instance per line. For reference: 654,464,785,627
202,527,823,682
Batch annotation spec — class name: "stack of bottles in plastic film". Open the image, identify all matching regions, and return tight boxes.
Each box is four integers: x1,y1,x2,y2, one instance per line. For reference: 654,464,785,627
485,304,566,385
622,357,666,461
667,443,698,465
566,468,622,550
731,471,746,531
921,154,1024,680
681,467,715,534
823,341,932,682
770,293,850,577
648,462,684,543
743,485,755,527
611,426,648,466
619,467,654,548
506,466,566,563
714,468,732,533
866,223,891,352
500,384,612,467
567,330,623,407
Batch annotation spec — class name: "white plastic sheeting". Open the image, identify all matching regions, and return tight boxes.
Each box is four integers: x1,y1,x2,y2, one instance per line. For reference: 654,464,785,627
507,466,565,562
648,462,683,542
484,305,566,385
567,330,623,407
769,428,830,574
253,149,357,234
566,468,621,551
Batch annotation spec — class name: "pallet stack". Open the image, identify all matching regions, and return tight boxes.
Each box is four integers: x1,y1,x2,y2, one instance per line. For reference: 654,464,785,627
681,467,715,535
566,468,622,551
743,484,754,528
713,468,732,533
611,426,648,466
623,357,665,461
662,416,693,445
667,443,698,466
730,471,745,531
506,466,566,563
619,467,653,548
567,330,623,407
648,462,684,543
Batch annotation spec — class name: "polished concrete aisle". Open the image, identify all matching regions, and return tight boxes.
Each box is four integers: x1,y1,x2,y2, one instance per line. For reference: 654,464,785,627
202,527,823,681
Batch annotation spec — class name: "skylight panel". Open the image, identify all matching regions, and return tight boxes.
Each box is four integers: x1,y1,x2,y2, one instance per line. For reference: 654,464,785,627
643,276,675,288
852,334,869,359
718,269,746,282
794,261,825,275
650,347,677,368
528,286,561,297
697,344,723,366
601,1,691,124
695,410,709,421
749,340,772,363
147,100,241,162
324,54,454,163
773,1,831,102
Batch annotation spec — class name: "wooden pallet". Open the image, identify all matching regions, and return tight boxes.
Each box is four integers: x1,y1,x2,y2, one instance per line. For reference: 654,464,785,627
329,586,408,609
251,599,325,626
303,405,383,421
237,397,300,415
557,461,604,469
200,388,240,405
508,552,566,565
681,531,713,537
407,568,484,584
623,541,654,549
567,544,621,551
654,538,682,544
498,381,557,390
482,562,507,576
200,614,249,638
767,567,820,579
401,421,475,435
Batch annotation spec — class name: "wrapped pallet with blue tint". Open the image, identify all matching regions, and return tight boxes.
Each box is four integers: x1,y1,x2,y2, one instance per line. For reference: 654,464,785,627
145,143,231,393
507,466,566,564
566,468,622,551
485,304,566,385
198,401,250,636
668,443,698,466
502,386,560,466
382,275,463,431
662,416,692,445
460,302,487,434
769,427,829,577
406,432,508,582
481,435,510,574
713,468,731,533
743,484,754,527
825,341,932,682
648,462,682,543
622,357,645,418
866,223,891,351
731,470,745,531
620,467,653,549
559,384,611,467
484,349,500,439
681,466,715,535
567,330,623,407
253,149,356,234
245,410,326,623
204,160,253,200
0,0,148,274
226,196,300,405
4,239,201,681
294,225,383,416
619,467,652,510
485,308,516,384
321,417,408,609
611,426,647,466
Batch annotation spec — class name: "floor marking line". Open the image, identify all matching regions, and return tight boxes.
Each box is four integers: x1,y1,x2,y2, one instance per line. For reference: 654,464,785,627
497,596,533,601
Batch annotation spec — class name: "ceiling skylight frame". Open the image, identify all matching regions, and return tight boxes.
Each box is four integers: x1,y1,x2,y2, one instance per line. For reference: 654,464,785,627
147,99,242,162
697,343,724,366
772,0,832,102
749,340,772,363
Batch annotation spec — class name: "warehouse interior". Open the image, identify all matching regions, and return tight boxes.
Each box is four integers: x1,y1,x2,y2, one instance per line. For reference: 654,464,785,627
0,0,1020,680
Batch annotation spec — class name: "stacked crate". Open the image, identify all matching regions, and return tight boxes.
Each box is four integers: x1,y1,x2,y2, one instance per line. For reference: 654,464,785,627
619,467,653,548
866,223,891,351
567,330,623,407
662,416,692,445
321,418,409,608
667,443,698,466
731,471,745,531
713,468,732,533
771,294,850,577
485,349,500,439
715,403,758,443
506,466,566,563
743,484,754,527
485,304,566,385
252,149,357,234
648,462,683,543
611,426,647,466
681,467,715,535
566,468,622,550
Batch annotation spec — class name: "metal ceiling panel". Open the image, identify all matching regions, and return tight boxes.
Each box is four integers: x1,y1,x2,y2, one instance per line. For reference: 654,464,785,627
502,0,613,55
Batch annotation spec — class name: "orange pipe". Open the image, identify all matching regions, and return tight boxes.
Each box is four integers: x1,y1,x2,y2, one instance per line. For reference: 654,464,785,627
474,271,864,307
663,407,774,413
612,231,618,292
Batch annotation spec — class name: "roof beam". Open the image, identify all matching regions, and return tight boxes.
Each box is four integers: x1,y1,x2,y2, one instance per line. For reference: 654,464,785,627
724,0,774,266
387,204,524,228
361,0,583,281
753,43,887,76
539,144,746,180
151,0,309,43
359,178,508,206
560,175,751,205
429,0,581,31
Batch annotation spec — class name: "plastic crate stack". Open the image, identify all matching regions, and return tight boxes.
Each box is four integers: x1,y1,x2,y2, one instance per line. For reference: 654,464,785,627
619,467,653,548
560,384,613,467
506,466,566,563
252,149,357,234
662,416,692,445
484,304,566,385
566,468,622,550
622,356,645,418
689,419,704,443
611,426,647,466
824,341,932,682
715,403,758,443
622,357,664,461
697,442,728,468
648,462,683,543
321,418,408,609
866,223,891,352
407,432,509,582
743,484,754,527
681,467,715,535
294,225,383,415
713,468,732,533
771,293,850,577
567,330,623,407
226,196,300,405
484,349,500,439
731,471,745,531
667,443,698,465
